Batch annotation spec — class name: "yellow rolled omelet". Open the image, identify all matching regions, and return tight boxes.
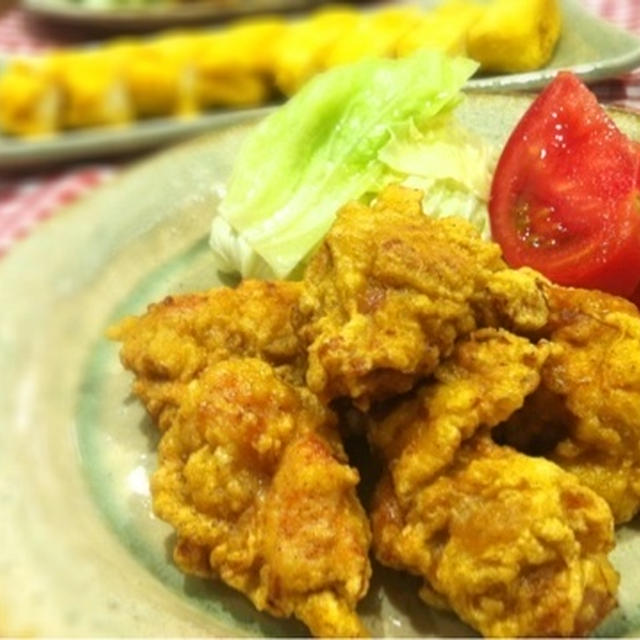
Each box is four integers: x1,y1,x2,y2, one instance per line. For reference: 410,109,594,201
110,33,198,119
0,0,563,139
395,3,481,58
466,0,561,73
0,58,60,137
48,49,132,129
193,19,285,109
271,6,359,96
323,7,425,69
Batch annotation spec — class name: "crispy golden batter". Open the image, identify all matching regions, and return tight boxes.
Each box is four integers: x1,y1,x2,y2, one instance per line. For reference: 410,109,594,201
372,442,618,638
109,279,306,430
299,184,549,409
110,185,637,638
498,284,640,523
152,358,371,636
369,329,618,637
111,280,371,636
368,328,550,502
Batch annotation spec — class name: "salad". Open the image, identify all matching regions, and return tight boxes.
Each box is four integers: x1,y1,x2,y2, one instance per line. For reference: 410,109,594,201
210,50,494,280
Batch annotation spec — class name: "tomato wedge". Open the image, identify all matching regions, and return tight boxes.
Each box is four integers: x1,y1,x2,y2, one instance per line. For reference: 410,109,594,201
489,71,640,298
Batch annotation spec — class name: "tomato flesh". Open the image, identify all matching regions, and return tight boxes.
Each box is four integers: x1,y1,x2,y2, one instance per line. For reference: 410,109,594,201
489,71,640,298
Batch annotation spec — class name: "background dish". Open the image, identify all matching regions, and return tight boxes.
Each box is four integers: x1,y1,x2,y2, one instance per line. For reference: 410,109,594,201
3,0,640,170
1,92,639,637
20,0,331,30
467,0,640,91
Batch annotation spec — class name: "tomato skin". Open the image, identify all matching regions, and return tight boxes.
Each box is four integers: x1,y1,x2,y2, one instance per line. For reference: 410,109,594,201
630,281,640,310
489,71,640,298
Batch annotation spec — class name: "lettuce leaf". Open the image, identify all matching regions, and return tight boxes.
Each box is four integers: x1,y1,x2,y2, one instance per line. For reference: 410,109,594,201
211,50,478,279
379,116,496,239
208,216,274,280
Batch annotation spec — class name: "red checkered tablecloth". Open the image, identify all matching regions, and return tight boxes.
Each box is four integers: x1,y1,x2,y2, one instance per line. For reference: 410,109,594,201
1,0,640,256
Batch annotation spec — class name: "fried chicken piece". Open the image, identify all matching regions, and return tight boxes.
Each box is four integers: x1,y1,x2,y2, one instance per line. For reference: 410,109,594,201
372,443,618,637
110,282,371,635
369,328,618,637
369,328,550,502
298,184,550,409
152,358,371,637
109,279,306,431
497,284,640,524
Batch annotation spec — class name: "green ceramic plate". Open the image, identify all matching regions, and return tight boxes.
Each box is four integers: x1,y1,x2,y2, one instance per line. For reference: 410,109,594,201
0,92,638,637
3,0,640,170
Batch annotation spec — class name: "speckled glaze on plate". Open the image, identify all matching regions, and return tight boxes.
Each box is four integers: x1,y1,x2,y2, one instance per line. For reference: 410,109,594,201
0,93,639,637
3,0,640,170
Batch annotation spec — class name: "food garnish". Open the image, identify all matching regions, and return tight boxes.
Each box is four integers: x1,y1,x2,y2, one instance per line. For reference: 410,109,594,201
210,50,498,279
466,0,561,73
490,71,640,299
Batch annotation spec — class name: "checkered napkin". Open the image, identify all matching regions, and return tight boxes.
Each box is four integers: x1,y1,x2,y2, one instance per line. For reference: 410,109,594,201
0,166,115,254
586,0,640,108
1,0,640,256
0,6,89,53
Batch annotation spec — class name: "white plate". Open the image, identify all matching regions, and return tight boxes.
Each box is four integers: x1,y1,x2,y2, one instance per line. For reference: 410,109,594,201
1,92,639,637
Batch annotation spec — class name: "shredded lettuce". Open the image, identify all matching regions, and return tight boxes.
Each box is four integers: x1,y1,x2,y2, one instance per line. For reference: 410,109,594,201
210,50,482,279
379,116,497,240
208,216,274,280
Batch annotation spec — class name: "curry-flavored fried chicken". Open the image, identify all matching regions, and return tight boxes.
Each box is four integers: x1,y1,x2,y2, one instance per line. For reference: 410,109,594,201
152,358,372,636
372,442,618,638
369,328,550,502
369,328,618,637
109,182,636,638
109,279,306,431
299,184,550,409
110,280,372,635
497,284,640,524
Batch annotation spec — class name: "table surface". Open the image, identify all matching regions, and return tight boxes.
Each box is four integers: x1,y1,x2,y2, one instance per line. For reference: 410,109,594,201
1,0,639,257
